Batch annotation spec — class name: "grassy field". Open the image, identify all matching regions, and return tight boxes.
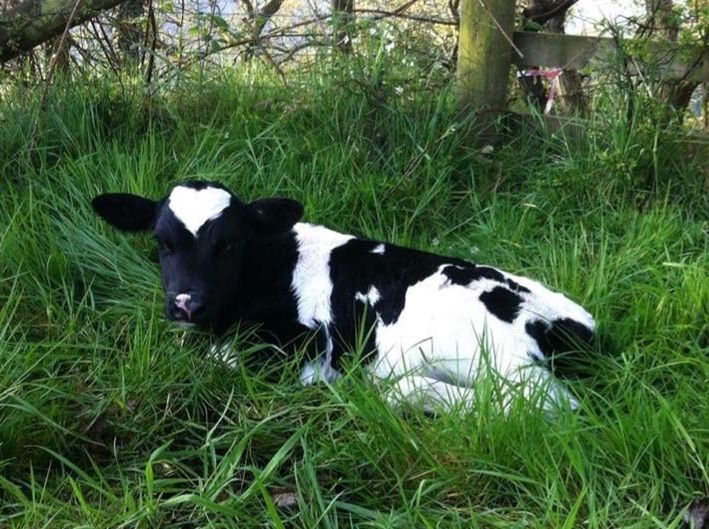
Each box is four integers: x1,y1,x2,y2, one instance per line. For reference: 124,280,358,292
0,67,707,527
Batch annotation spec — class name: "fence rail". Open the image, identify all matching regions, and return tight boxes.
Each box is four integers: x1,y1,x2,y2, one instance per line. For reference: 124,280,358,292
512,31,709,83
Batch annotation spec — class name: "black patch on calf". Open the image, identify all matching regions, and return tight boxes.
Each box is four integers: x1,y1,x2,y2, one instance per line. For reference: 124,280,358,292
244,198,304,236
234,232,301,327
329,239,461,328
505,278,530,293
525,318,596,378
444,265,504,284
526,318,594,357
442,264,530,293
479,286,523,323
441,265,484,286
330,299,379,369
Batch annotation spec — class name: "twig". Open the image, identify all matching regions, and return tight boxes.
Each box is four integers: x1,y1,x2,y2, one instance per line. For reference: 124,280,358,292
260,46,289,87
389,0,420,15
88,19,121,77
352,8,456,26
144,0,157,86
449,0,460,22
275,40,328,64
477,0,523,58
171,13,334,73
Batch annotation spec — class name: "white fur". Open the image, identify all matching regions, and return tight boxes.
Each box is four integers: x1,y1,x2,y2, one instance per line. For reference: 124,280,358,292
168,186,232,237
291,223,352,387
299,361,320,385
370,269,511,380
299,321,341,384
355,286,381,306
371,244,386,254
367,264,590,410
387,371,577,413
387,375,476,413
290,223,353,328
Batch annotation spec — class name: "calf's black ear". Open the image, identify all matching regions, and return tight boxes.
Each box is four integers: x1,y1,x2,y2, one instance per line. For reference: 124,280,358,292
244,198,304,235
92,193,157,232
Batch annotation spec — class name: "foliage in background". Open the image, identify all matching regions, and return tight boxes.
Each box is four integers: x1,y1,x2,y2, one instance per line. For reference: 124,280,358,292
2,0,705,130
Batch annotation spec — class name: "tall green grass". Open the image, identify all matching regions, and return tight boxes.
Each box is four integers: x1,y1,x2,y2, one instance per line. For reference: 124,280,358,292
0,66,706,527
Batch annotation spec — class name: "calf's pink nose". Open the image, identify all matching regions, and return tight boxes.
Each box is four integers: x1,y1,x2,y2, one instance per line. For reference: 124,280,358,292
175,293,192,320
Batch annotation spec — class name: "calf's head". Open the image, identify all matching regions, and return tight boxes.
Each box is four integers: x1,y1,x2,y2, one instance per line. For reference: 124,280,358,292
92,181,303,328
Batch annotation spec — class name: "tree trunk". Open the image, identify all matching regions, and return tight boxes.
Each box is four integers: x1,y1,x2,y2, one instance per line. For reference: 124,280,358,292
117,0,144,63
456,0,516,113
521,0,581,26
644,0,678,41
0,0,126,62
332,0,353,53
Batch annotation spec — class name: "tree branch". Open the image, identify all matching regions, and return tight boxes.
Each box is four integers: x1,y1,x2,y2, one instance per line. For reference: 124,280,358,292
521,0,581,25
0,0,127,62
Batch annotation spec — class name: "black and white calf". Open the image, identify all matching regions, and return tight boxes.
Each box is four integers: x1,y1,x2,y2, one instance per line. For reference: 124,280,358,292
92,181,596,411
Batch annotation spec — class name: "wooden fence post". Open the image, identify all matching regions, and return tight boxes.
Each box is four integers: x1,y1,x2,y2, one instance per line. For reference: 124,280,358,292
456,0,516,114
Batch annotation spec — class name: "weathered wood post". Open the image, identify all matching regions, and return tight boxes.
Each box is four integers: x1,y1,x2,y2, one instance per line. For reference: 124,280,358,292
456,0,516,116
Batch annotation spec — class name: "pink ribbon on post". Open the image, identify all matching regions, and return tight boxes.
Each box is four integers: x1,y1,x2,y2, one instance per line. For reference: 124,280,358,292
518,68,563,114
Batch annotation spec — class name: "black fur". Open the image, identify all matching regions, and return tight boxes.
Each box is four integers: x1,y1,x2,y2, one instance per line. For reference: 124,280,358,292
92,193,158,232
525,318,596,377
441,264,530,293
479,286,523,323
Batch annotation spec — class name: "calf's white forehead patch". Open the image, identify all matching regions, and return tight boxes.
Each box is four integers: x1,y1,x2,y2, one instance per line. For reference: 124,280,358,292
168,186,232,237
